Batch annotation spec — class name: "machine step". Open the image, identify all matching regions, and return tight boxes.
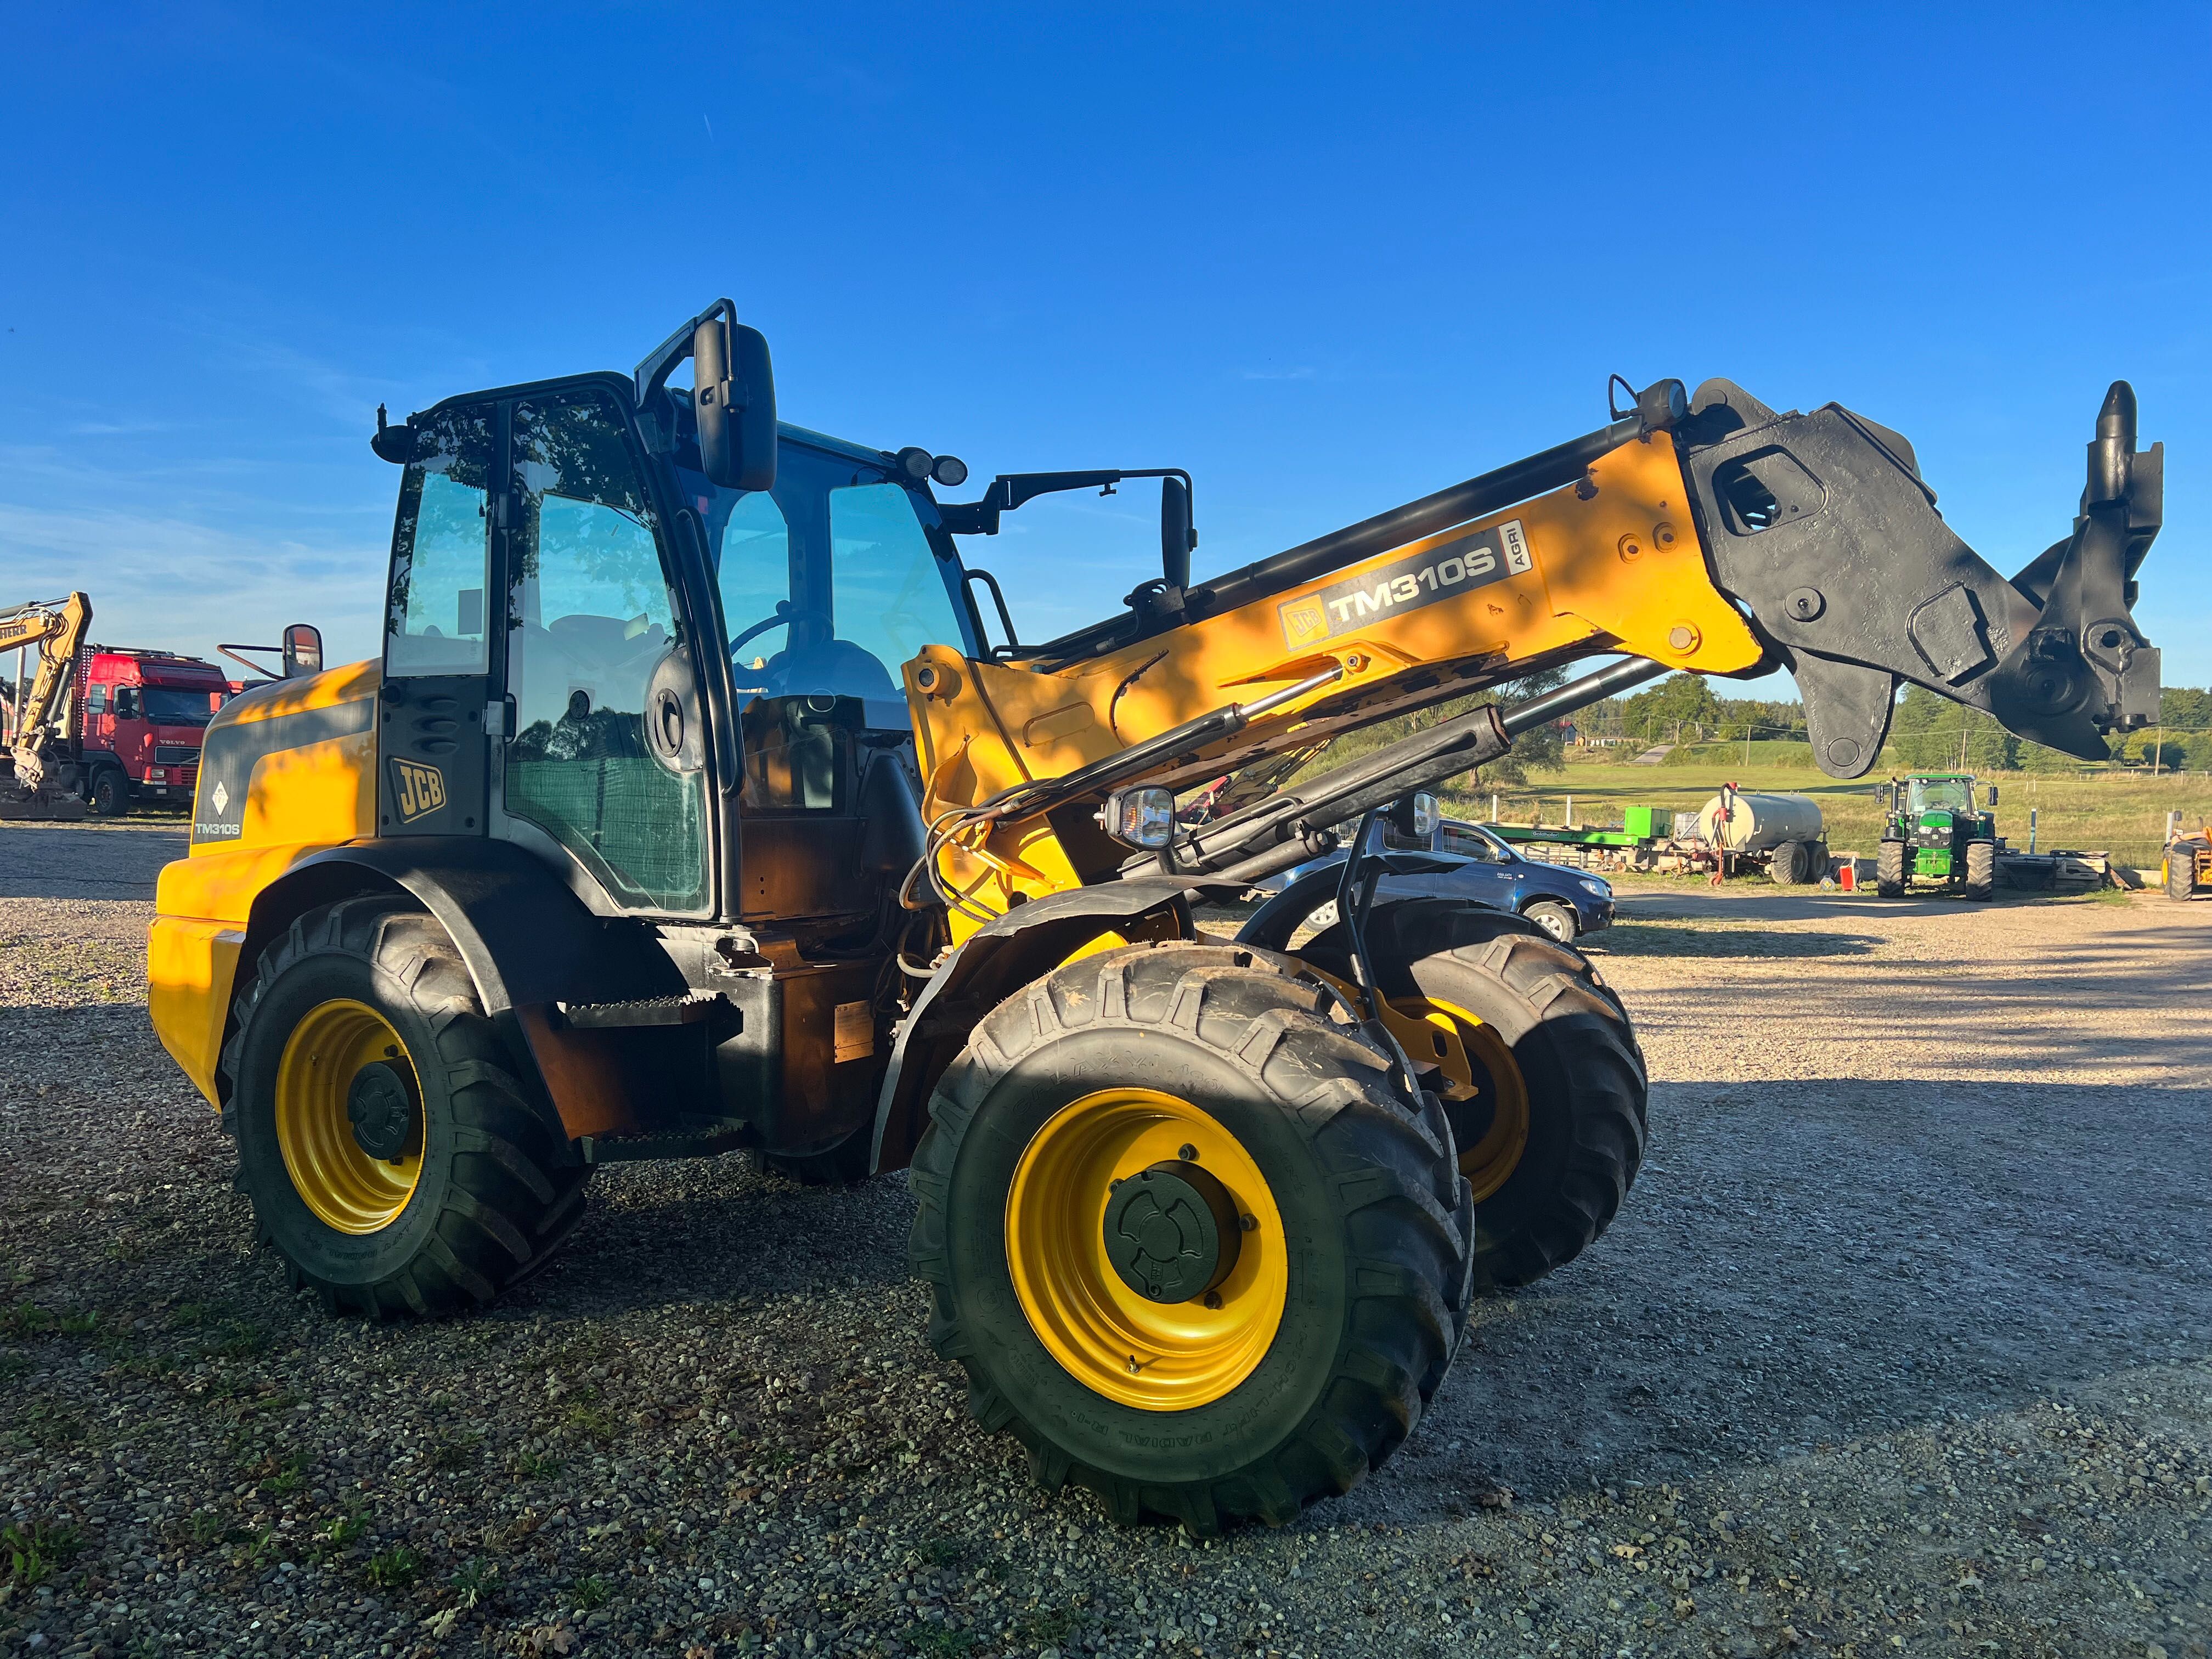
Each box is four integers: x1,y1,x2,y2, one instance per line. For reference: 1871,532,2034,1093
574,1116,752,1164
555,991,731,1030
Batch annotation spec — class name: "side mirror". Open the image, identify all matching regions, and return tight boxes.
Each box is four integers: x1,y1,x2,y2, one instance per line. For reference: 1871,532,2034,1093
693,309,777,492
1984,786,1998,805
1875,783,1894,808
1160,475,1196,591
1390,791,1439,842
282,623,323,679
370,404,418,465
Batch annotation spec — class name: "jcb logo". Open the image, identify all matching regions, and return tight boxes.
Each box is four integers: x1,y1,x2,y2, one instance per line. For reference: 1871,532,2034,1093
1278,597,1329,648
390,758,447,822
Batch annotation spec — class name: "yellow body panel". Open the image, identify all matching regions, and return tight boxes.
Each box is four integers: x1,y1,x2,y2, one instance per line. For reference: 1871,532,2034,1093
149,659,382,1109
148,916,243,1108
913,433,1761,924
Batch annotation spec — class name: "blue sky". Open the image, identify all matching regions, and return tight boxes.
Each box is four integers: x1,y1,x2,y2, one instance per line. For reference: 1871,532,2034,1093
3,4,2206,695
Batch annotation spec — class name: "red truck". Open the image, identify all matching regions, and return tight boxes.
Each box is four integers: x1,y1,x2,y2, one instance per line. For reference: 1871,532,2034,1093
72,646,235,815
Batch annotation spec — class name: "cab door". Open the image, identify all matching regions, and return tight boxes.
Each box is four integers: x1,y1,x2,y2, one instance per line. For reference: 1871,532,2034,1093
380,403,500,836
498,387,712,916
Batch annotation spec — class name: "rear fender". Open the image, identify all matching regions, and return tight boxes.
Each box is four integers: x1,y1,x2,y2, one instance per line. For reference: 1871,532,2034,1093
235,838,690,1145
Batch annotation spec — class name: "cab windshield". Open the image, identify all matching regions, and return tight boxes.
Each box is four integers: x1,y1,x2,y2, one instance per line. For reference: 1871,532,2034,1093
675,433,974,715
1908,777,1973,814
140,685,222,726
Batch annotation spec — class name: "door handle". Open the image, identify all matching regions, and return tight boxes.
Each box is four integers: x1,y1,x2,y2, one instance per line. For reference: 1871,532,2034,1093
649,686,687,761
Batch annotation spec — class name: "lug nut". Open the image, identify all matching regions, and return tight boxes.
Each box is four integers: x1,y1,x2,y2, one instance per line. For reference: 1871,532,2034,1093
1203,1291,1223,1310
1177,1143,1198,1161
1239,1214,1257,1232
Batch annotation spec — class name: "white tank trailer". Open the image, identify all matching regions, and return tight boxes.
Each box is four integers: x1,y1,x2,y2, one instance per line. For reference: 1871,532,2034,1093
1697,790,1829,884
1698,790,1824,851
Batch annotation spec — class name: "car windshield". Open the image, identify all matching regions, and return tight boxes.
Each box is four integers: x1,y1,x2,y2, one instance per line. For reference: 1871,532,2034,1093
676,433,974,715
140,685,221,726
1908,777,1972,814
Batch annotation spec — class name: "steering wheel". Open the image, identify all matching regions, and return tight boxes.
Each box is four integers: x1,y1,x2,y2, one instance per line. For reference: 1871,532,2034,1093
729,600,832,659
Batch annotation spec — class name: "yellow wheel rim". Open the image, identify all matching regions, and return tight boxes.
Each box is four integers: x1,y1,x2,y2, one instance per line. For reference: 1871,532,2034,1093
1006,1088,1286,1411
1391,997,1530,1203
273,998,423,1234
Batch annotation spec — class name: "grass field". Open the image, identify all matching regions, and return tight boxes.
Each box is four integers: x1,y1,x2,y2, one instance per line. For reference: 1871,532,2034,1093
1443,757,2212,866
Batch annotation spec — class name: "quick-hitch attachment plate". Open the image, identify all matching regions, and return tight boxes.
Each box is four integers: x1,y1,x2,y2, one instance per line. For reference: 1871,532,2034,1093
1678,379,2161,776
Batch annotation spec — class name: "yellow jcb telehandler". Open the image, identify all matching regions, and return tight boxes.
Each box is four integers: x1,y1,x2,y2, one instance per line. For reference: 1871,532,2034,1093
148,303,2162,1529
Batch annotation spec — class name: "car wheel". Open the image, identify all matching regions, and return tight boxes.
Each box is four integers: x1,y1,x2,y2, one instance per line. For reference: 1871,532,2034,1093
1522,900,1576,943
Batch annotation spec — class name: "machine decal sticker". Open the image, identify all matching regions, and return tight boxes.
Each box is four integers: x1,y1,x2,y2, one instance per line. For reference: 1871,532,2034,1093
390,757,447,822
1278,520,1533,646
191,697,374,845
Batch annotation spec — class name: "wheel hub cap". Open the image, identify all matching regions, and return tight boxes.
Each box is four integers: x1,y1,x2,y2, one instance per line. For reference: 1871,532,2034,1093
346,1060,421,1163
1102,1161,1240,1303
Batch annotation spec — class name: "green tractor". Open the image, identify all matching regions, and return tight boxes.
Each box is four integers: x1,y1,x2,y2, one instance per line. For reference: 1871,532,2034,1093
1875,774,2000,901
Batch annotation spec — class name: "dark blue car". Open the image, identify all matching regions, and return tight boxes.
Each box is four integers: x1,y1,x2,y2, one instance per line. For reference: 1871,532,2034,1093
1255,816,1613,944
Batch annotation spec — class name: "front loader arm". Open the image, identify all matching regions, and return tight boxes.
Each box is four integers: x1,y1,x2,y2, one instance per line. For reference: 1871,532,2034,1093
906,380,2160,929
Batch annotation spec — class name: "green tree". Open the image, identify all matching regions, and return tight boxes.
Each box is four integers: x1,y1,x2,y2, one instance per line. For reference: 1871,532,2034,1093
1621,673,1723,744
1296,666,1570,791
2160,685,2212,732
1887,684,2018,771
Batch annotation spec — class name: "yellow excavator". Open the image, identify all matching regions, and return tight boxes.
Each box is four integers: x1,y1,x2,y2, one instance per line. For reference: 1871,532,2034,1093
0,591,94,819
146,303,2162,1530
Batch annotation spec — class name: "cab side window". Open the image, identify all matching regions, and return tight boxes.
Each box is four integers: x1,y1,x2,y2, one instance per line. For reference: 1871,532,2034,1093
83,684,108,717
386,408,495,677
1444,827,1502,861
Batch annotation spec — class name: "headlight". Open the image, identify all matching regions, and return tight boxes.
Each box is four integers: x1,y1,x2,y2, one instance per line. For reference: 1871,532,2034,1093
1095,786,1177,850
1578,878,1610,898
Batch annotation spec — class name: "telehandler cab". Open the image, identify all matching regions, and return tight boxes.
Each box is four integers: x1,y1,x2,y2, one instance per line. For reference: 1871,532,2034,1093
149,301,2163,1530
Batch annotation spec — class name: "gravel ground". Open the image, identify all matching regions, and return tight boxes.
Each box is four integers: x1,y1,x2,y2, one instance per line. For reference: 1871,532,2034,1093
3,821,2208,1659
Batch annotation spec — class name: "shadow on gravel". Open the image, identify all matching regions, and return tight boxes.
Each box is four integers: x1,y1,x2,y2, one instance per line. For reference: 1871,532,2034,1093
511,1155,921,1313
1589,922,1880,957
1383,1076,2212,1522
0,823,185,900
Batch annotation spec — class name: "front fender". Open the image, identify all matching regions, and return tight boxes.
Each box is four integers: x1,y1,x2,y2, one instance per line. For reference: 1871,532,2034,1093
1234,853,1463,952
870,878,1199,1175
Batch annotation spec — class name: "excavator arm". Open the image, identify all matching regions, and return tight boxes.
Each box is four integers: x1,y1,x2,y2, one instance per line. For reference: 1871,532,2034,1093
906,380,2160,932
0,590,93,793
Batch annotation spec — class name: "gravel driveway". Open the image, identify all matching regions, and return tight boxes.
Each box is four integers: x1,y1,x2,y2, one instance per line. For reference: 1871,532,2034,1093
3,822,2207,1659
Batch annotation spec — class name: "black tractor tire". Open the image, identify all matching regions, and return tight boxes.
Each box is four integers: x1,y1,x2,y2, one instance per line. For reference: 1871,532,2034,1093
1521,898,1578,943
2168,847,2199,902
1876,839,1908,899
760,1119,876,1186
222,896,590,1318
1809,839,1830,882
1769,839,1806,885
1317,902,1647,1292
1963,839,1997,902
88,765,129,817
909,941,1473,1534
